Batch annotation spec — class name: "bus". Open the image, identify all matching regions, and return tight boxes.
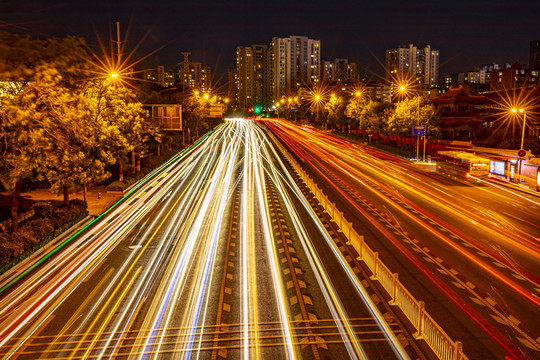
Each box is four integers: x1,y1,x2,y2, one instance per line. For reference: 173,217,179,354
436,151,490,181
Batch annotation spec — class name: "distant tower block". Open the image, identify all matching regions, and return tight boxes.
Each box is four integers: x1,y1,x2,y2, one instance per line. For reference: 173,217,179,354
181,52,191,86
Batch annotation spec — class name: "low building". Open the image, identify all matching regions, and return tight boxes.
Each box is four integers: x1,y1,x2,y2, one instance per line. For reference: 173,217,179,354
429,86,540,152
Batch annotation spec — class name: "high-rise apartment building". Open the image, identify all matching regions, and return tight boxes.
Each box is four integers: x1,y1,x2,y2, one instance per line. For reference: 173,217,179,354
178,53,212,92
322,59,357,82
385,44,439,87
144,65,175,87
236,45,270,109
269,36,321,100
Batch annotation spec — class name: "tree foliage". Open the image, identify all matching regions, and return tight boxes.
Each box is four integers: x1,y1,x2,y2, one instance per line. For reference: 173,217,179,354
346,97,368,130
362,100,392,135
388,96,440,138
324,96,346,130
183,93,221,139
0,31,162,228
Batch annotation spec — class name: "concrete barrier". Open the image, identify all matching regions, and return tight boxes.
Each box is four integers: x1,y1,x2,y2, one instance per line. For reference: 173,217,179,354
265,129,469,360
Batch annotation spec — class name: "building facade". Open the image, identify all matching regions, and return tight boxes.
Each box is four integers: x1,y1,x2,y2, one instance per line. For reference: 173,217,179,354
385,44,439,87
144,65,175,87
322,59,357,82
269,36,321,100
490,62,538,91
178,54,212,92
236,45,270,109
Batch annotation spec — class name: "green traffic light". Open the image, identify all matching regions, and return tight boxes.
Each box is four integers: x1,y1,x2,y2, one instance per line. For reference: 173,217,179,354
254,106,261,114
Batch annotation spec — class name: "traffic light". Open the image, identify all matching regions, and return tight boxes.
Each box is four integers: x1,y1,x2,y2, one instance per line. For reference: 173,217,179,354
247,107,253,113
254,106,262,114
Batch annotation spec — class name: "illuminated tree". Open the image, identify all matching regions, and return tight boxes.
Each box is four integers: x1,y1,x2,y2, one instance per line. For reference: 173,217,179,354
183,92,221,142
324,95,346,131
346,97,368,135
0,30,161,231
0,31,86,230
361,100,392,137
387,96,440,137
85,79,160,182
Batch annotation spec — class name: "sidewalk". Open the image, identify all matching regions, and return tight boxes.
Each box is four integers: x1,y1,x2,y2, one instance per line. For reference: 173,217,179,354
0,185,124,223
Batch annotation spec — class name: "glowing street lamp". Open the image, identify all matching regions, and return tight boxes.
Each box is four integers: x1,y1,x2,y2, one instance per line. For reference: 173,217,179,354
510,108,528,183
511,108,527,151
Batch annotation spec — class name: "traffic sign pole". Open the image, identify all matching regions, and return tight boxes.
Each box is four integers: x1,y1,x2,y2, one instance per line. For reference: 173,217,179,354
416,135,419,160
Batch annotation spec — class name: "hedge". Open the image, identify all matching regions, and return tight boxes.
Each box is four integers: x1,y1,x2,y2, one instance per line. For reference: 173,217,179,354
0,199,88,276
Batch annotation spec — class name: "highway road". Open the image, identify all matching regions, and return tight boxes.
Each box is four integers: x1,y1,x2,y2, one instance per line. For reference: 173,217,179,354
0,118,428,359
263,118,540,360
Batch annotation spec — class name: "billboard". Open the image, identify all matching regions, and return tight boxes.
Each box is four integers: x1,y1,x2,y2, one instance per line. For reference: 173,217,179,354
207,104,223,118
151,105,182,131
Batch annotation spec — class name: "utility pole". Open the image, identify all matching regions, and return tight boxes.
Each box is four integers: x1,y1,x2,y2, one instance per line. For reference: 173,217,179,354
117,22,121,66
110,22,127,70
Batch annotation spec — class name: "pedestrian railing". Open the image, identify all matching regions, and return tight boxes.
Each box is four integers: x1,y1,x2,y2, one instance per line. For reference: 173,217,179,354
267,129,468,360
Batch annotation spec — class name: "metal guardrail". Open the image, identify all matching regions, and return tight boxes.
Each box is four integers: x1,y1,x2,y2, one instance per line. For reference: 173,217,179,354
267,130,468,360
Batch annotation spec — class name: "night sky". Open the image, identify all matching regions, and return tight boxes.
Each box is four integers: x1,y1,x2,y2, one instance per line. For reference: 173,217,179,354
2,0,539,83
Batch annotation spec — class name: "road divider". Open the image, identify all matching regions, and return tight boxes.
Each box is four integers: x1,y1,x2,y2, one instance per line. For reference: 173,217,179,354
268,130,468,360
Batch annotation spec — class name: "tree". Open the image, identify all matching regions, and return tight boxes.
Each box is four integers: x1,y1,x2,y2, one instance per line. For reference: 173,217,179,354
39,73,113,204
0,82,47,231
361,100,392,137
387,96,440,138
346,97,368,135
183,92,221,142
85,79,161,182
324,96,346,131
0,31,96,227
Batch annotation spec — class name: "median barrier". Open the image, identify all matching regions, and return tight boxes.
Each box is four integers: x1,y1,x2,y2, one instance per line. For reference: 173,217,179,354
264,128,469,360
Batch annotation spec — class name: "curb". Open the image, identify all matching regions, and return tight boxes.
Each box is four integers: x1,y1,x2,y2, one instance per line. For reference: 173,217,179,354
487,177,540,197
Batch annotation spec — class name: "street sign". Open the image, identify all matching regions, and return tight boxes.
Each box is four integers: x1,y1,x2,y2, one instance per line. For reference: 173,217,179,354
288,104,299,111
150,105,182,131
412,124,426,136
517,149,526,157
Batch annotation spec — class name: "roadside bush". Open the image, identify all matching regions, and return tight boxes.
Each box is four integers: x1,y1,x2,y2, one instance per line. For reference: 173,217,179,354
32,202,53,219
0,199,88,276
10,228,38,254
52,200,86,228
0,234,11,263
25,218,54,239
69,199,86,210
107,181,127,191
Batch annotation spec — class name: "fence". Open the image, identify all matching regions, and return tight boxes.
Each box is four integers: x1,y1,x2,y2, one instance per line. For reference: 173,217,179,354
268,130,468,360
0,209,35,232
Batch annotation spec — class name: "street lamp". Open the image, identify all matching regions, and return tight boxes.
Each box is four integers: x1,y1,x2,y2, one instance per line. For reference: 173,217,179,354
511,108,527,183
511,108,527,151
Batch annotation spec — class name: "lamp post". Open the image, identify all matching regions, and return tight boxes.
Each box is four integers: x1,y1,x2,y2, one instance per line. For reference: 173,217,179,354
511,108,527,151
511,108,527,183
